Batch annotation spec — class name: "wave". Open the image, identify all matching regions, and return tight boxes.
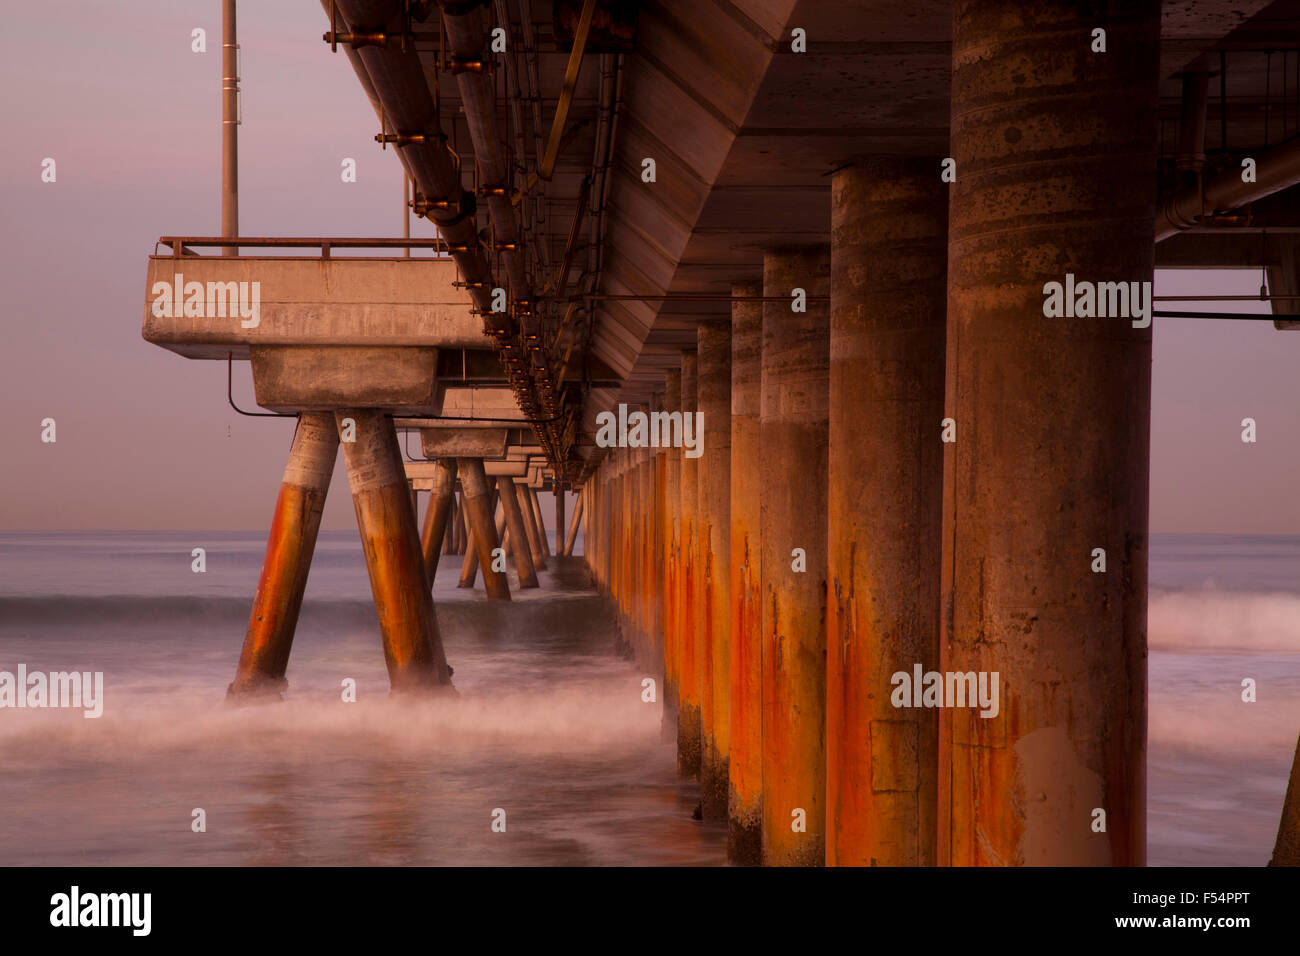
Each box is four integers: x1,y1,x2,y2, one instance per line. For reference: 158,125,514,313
1149,588,1300,653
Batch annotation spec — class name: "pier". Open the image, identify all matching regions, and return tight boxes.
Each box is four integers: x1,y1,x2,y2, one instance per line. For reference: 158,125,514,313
140,0,1300,866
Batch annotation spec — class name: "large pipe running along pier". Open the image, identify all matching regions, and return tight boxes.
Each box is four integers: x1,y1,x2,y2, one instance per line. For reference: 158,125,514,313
142,0,1300,865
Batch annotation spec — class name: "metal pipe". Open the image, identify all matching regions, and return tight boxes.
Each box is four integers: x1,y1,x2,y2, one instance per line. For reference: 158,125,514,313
222,0,239,256
1157,134,1300,241
227,413,338,698
440,3,528,296
539,0,597,180
1177,71,1208,175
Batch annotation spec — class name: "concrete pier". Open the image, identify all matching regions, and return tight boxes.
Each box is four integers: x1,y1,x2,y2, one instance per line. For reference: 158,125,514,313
520,481,548,571
563,493,583,556
419,458,457,586
760,248,830,866
727,282,763,864
697,320,732,821
940,0,1158,865
228,412,339,697
338,410,452,691
460,459,510,601
497,475,539,588
826,160,947,866
677,350,701,779
663,369,683,740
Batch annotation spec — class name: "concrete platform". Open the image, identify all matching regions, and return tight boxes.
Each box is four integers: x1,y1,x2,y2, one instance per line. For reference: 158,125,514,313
142,253,484,414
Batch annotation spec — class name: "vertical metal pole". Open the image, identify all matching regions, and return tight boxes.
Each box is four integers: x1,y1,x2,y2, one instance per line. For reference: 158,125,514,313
403,172,411,258
221,0,239,256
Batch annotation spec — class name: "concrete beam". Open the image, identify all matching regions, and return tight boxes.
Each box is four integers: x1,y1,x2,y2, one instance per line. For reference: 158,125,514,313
419,427,510,459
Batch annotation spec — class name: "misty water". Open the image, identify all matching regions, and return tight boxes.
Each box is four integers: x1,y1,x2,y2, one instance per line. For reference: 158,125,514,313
0,530,1297,866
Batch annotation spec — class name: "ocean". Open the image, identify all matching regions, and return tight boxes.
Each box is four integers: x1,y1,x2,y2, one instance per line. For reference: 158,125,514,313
0,530,1295,866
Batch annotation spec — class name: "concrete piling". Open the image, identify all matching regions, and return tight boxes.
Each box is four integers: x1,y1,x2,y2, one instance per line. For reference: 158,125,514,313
939,0,1158,865
826,159,947,866
727,281,764,864
420,458,458,587
228,412,339,698
532,487,552,557
459,459,511,601
337,410,452,691
760,248,831,866
698,320,732,821
663,369,683,741
678,351,701,779
563,493,584,556
497,475,540,588
520,481,548,571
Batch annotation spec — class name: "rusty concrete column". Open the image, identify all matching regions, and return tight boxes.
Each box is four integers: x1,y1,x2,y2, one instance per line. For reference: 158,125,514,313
563,492,584,555
555,485,565,560
443,495,456,554
1272,736,1300,865
532,487,552,556
228,412,338,697
648,392,665,668
728,281,764,864
420,458,458,587
497,476,540,588
663,369,683,740
826,159,947,867
337,410,452,691
459,459,511,601
458,498,479,588
519,480,548,571
698,320,732,821
678,350,701,779
940,0,1158,866
761,247,830,866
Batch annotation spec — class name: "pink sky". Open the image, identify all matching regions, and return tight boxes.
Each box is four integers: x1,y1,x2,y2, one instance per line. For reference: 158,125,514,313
1,2,1298,533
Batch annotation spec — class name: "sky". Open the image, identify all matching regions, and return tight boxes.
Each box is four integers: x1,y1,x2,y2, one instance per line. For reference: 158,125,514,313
1,2,1299,533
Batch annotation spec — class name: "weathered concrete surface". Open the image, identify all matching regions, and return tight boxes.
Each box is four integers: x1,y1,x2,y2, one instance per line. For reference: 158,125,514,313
419,427,510,459
497,476,540,588
251,345,439,414
143,256,482,358
459,459,511,601
698,320,732,822
418,458,457,587
727,280,763,865
337,409,452,690
228,412,339,698
663,368,683,742
519,481,549,570
760,248,830,866
940,0,1157,866
678,350,701,780
827,160,946,866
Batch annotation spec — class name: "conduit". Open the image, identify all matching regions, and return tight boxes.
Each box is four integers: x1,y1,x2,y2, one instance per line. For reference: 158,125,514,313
1157,135,1300,241
323,0,570,475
